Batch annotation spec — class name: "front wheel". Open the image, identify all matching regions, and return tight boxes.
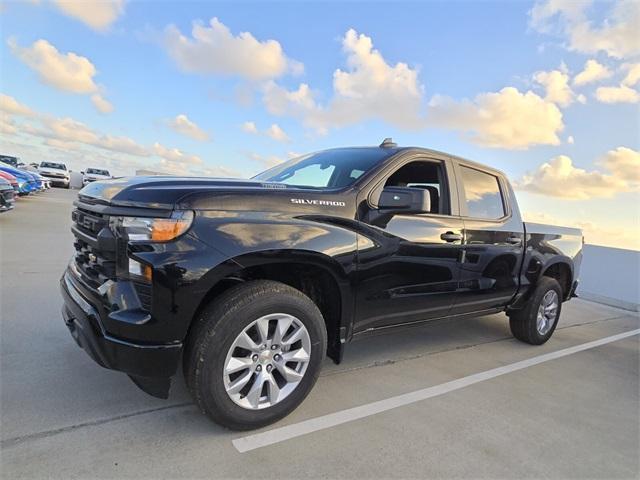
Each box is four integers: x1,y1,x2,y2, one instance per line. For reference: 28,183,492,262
509,277,563,345
184,280,327,430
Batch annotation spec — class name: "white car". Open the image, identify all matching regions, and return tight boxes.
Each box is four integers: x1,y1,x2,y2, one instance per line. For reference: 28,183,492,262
38,161,70,188
82,168,111,185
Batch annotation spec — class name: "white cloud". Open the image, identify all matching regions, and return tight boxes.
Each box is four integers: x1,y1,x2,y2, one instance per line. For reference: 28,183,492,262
0,94,238,177
152,142,202,166
573,59,612,86
265,124,290,143
533,67,582,106
567,135,574,144
91,94,114,114
241,121,258,134
263,29,425,132
167,114,210,141
52,0,126,31
516,147,639,199
529,0,640,59
0,94,35,116
241,121,291,142
621,62,640,87
9,38,98,94
599,146,640,184
163,17,300,80
427,87,564,149
595,84,640,103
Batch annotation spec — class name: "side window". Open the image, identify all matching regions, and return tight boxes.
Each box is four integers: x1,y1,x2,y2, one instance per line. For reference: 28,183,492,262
460,166,505,219
384,161,448,215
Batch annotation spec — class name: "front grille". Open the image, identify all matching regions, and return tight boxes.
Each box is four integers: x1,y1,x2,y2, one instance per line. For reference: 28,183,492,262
71,204,152,311
73,238,116,289
71,208,115,289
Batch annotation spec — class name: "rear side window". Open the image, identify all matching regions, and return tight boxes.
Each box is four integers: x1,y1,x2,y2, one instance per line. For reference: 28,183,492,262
460,166,505,219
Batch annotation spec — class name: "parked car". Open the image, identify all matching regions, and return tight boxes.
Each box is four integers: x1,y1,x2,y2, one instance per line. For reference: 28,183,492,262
0,155,20,168
0,162,38,195
0,177,16,212
31,171,50,191
38,161,70,188
60,141,583,430
0,170,19,195
82,168,111,185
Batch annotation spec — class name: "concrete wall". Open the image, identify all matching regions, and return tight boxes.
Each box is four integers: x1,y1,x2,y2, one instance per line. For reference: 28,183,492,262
578,244,640,311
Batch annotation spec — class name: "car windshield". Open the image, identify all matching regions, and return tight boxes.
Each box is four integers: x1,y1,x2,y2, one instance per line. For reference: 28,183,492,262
253,148,396,188
41,162,66,170
87,168,109,176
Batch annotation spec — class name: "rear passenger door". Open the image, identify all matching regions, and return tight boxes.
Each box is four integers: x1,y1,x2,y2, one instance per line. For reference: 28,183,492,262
449,162,525,315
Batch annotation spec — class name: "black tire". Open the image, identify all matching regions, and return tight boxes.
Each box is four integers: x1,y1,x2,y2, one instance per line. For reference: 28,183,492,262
184,280,327,430
509,277,563,345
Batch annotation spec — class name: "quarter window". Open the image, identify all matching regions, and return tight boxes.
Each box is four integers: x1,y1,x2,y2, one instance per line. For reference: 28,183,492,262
460,166,505,219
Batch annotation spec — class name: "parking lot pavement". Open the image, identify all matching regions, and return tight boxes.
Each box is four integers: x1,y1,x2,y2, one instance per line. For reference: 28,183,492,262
1,188,638,479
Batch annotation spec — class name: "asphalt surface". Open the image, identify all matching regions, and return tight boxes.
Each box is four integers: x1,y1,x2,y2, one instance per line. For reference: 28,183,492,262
1,188,638,479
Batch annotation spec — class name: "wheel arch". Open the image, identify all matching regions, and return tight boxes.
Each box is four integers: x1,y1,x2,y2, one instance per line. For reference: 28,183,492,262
186,249,353,364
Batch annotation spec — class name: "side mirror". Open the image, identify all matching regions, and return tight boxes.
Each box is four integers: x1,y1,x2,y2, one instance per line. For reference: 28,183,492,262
80,171,85,175
378,186,431,214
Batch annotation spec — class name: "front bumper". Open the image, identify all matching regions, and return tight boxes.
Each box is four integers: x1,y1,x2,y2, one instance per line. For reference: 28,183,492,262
60,267,182,398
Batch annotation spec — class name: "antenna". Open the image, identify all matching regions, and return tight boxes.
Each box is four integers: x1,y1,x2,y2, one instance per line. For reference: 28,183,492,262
379,137,397,148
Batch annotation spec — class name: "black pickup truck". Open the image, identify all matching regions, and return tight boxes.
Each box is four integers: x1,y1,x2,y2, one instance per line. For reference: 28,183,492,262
61,140,582,430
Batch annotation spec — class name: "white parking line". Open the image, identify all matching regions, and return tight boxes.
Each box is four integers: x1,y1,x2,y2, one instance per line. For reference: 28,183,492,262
233,328,640,453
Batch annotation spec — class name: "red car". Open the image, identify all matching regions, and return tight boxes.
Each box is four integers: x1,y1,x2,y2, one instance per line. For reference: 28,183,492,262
0,170,19,196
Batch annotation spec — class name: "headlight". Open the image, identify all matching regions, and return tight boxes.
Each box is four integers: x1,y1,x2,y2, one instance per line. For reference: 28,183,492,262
109,210,194,243
109,211,194,282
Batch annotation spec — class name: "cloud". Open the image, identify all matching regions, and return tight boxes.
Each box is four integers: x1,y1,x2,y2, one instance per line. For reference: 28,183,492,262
9,38,98,93
567,135,574,144
241,121,258,134
0,94,237,177
573,59,612,86
265,124,290,142
167,114,210,141
533,67,583,106
163,17,300,80
427,87,564,149
595,84,640,103
621,63,640,87
152,142,202,165
241,121,291,142
516,147,639,199
0,94,35,116
263,29,425,132
91,94,114,114
599,146,640,184
52,0,126,31
529,0,640,59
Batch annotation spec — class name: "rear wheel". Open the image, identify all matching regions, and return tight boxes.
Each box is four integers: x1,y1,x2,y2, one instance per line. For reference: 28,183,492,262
184,280,326,430
509,277,562,345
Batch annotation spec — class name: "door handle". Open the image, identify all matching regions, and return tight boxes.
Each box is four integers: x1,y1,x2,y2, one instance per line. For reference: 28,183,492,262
506,236,522,245
440,232,462,242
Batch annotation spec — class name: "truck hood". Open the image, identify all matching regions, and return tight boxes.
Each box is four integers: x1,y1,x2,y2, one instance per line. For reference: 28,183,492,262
78,176,299,209
39,167,69,176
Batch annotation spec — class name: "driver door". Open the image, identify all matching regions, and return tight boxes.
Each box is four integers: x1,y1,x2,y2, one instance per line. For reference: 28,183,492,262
353,157,464,333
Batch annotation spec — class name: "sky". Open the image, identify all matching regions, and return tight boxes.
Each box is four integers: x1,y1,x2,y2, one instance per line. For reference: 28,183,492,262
0,0,638,250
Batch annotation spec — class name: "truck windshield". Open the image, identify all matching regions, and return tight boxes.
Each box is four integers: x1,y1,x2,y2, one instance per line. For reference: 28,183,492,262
87,168,109,176
253,148,396,188
41,162,66,170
